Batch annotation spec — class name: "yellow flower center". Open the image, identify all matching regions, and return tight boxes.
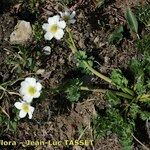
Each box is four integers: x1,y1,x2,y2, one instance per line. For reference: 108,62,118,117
28,86,36,96
22,103,29,112
50,24,58,33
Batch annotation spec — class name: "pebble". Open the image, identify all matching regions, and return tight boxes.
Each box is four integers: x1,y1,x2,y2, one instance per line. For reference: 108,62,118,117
43,46,51,55
10,20,32,45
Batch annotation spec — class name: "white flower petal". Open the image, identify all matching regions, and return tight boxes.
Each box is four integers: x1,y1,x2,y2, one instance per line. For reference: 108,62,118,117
48,17,55,24
23,95,33,103
44,32,53,40
34,92,40,98
58,21,66,29
70,11,76,18
69,19,76,24
36,82,42,91
20,81,28,88
54,28,64,40
14,102,22,109
28,112,33,119
52,15,60,23
14,100,35,119
19,110,27,118
25,77,36,86
19,86,28,95
28,106,34,119
48,15,60,24
30,106,35,113
42,23,49,31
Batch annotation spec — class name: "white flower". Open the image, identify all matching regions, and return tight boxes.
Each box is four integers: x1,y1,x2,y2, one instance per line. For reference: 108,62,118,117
43,46,51,55
20,77,42,103
42,15,66,40
14,101,34,119
59,11,76,24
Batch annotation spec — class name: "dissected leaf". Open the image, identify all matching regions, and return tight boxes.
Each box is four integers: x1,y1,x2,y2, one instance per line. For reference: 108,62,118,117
129,103,140,119
136,5,150,27
140,111,150,120
125,7,138,33
130,59,143,77
93,108,134,150
111,69,128,89
106,91,121,106
65,79,82,102
136,34,150,52
75,50,94,74
134,74,146,95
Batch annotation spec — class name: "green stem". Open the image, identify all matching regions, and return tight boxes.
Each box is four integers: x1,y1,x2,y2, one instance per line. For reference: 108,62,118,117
80,86,106,93
122,87,135,96
80,86,133,99
83,61,112,84
137,94,150,102
115,91,133,99
67,28,135,96
66,28,77,53
67,28,112,84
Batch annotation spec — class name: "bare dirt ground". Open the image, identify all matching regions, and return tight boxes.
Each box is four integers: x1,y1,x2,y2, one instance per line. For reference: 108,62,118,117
0,0,150,150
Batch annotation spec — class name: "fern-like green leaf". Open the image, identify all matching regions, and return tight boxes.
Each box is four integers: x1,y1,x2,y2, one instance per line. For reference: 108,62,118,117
111,69,128,90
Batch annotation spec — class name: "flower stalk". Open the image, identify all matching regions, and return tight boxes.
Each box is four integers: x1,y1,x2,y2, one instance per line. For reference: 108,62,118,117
66,28,135,97
83,60,112,84
66,28,112,84
80,86,133,99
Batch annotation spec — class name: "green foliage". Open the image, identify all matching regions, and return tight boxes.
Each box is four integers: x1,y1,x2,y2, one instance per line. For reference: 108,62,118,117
129,103,140,119
130,51,150,96
125,7,138,34
33,22,44,42
93,108,134,150
110,69,128,90
139,111,150,120
134,74,146,95
130,59,143,76
106,91,121,106
136,34,150,52
65,79,82,102
75,50,94,74
136,5,150,27
6,46,38,73
108,26,124,44
51,79,83,102
0,112,18,135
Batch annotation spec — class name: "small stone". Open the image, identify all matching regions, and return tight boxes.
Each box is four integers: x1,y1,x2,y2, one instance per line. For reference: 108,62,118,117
43,46,51,55
98,42,105,48
78,38,85,48
10,20,32,45
94,36,99,43
36,69,45,75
